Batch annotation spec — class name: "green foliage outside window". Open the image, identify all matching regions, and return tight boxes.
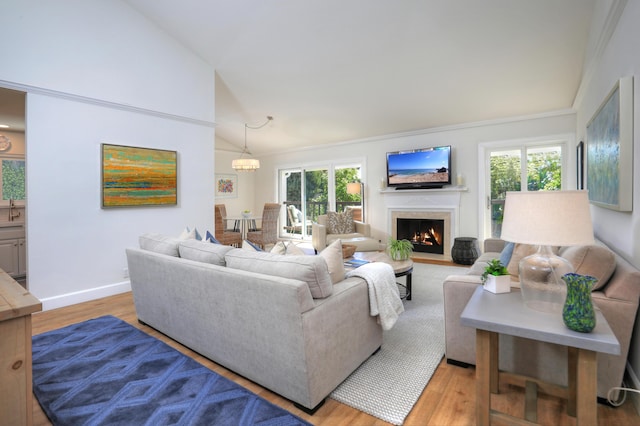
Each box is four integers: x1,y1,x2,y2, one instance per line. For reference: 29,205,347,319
2,159,25,200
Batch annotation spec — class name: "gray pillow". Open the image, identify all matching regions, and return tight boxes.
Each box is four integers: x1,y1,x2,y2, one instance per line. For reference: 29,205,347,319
179,239,234,266
560,245,616,291
139,233,181,257
225,249,333,298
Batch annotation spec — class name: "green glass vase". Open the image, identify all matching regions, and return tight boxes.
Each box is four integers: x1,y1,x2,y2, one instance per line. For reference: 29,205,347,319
561,273,597,333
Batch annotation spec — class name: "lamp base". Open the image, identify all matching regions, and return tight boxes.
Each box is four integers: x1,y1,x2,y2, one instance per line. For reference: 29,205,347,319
519,245,574,313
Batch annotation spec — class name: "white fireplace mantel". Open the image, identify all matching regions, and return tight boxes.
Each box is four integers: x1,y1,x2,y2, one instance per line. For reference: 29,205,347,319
382,186,466,261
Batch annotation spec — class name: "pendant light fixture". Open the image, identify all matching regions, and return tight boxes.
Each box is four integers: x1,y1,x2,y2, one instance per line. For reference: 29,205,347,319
232,116,273,172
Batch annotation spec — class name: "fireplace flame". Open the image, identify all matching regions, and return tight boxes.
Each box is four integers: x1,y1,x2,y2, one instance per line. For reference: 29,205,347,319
410,227,442,246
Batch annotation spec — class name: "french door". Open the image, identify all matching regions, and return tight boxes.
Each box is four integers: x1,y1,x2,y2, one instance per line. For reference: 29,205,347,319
481,140,567,239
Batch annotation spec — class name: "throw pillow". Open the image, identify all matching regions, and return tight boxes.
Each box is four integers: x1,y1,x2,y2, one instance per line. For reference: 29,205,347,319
205,230,221,244
178,227,202,241
139,233,181,257
179,227,197,240
559,245,616,291
506,244,538,279
225,250,333,298
242,240,263,251
499,242,515,268
327,210,354,234
271,241,305,255
319,239,345,284
179,240,234,266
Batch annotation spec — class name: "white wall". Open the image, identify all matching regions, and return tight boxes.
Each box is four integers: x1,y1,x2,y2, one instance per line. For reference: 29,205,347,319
0,1,216,309
574,0,640,399
214,150,258,217
256,113,576,243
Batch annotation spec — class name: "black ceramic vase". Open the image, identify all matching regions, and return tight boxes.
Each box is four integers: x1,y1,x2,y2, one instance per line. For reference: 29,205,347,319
561,273,597,333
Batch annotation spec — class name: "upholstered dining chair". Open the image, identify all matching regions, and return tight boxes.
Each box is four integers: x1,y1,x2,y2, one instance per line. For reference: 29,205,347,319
214,205,242,247
246,203,281,249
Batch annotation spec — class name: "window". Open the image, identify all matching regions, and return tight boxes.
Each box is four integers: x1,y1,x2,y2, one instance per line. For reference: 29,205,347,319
279,161,364,239
1,157,25,201
482,141,566,239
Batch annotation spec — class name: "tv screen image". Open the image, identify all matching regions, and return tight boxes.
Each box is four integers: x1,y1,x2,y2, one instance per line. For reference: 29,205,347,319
386,146,451,188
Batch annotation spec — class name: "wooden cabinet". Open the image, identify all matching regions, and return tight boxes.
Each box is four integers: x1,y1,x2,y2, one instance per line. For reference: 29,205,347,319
0,225,26,278
0,269,41,425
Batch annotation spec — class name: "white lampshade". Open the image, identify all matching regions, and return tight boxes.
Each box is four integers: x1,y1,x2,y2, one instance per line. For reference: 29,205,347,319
500,190,594,312
232,158,260,172
501,190,594,246
346,182,362,195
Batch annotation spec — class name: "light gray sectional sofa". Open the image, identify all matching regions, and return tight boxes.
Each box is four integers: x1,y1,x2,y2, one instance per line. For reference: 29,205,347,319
126,233,383,413
443,238,640,399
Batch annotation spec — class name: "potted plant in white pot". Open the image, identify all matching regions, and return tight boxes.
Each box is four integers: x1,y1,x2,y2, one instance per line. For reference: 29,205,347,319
481,259,511,293
388,238,413,261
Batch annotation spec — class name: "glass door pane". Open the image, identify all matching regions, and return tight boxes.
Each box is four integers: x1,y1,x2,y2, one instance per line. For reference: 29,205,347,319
526,146,562,191
280,167,329,239
305,168,328,223
335,166,362,221
489,149,521,238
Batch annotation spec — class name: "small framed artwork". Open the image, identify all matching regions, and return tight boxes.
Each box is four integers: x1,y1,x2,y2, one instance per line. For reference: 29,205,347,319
215,174,238,199
576,141,584,190
586,76,633,211
102,144,177,208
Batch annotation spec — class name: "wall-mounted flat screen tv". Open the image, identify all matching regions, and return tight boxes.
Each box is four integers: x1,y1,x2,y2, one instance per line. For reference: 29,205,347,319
386,145,451,189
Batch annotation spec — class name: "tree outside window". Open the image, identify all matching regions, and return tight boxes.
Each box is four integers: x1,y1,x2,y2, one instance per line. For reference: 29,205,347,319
2,159,25,200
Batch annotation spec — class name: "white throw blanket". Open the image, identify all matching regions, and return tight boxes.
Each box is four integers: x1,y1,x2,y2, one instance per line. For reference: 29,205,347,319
346,262,404,330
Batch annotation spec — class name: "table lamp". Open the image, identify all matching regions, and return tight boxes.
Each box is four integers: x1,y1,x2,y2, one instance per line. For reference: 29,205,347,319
500,190,594,312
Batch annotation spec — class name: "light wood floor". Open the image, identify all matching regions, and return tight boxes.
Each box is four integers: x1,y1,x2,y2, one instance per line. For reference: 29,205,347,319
31,292,638,425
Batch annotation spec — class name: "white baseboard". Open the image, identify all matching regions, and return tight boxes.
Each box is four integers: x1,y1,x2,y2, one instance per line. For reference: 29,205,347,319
626,361,640,415
39,281,132,311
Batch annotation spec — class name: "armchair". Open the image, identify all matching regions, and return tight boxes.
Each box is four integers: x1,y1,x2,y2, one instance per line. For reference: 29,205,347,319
285,204,312,235
312,212,379,253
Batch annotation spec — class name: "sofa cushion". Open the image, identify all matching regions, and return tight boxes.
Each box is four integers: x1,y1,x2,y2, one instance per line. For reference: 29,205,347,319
225,250,334,298
319,239,345,284
327,210,354,234
560,245,616,291
178,239,234,266
139,233,181,257
179,227,202,240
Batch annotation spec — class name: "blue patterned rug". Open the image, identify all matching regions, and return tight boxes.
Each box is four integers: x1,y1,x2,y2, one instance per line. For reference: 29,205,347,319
32,315,311,426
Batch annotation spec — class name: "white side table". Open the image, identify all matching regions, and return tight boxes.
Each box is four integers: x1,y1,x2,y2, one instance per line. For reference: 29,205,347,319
461,286,620,425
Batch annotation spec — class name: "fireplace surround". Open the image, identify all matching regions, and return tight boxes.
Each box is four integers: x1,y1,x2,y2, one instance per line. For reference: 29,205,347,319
381,187,463,261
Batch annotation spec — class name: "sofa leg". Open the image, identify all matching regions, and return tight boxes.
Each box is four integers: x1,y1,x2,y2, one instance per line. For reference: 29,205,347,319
446,358,472,368
294,398,325,415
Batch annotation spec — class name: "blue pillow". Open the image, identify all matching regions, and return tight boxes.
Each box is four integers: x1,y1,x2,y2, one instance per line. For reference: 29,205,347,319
499,242,515,267
205,230,221,244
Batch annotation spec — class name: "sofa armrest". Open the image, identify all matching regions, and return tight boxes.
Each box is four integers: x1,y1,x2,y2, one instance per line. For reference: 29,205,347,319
443,274,483,365
354,221,371,237
484,238,506,253
312,222,327,252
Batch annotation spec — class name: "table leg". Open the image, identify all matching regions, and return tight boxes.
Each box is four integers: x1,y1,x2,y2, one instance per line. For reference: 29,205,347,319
406,272,412,300
576,348,597,425
567,347,577,416
476,329,493,426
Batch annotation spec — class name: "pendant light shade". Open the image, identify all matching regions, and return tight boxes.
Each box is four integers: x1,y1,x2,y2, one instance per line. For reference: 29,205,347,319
232,116,272,172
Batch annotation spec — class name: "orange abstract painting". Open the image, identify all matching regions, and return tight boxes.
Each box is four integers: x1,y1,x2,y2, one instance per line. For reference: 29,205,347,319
102,144,177,207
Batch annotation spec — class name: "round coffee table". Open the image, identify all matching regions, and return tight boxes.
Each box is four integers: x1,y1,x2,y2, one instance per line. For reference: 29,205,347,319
351,251,414,300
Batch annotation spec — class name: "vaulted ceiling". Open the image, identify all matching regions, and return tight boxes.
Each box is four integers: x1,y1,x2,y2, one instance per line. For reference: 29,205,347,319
1,1,597,156
125,0,595,156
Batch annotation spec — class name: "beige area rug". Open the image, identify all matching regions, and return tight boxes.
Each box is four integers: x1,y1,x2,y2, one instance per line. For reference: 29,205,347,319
330,263,469,425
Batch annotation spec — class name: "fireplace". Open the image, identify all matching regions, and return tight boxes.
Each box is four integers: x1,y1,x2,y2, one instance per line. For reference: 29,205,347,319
396,218,445,254
390,209,454,260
